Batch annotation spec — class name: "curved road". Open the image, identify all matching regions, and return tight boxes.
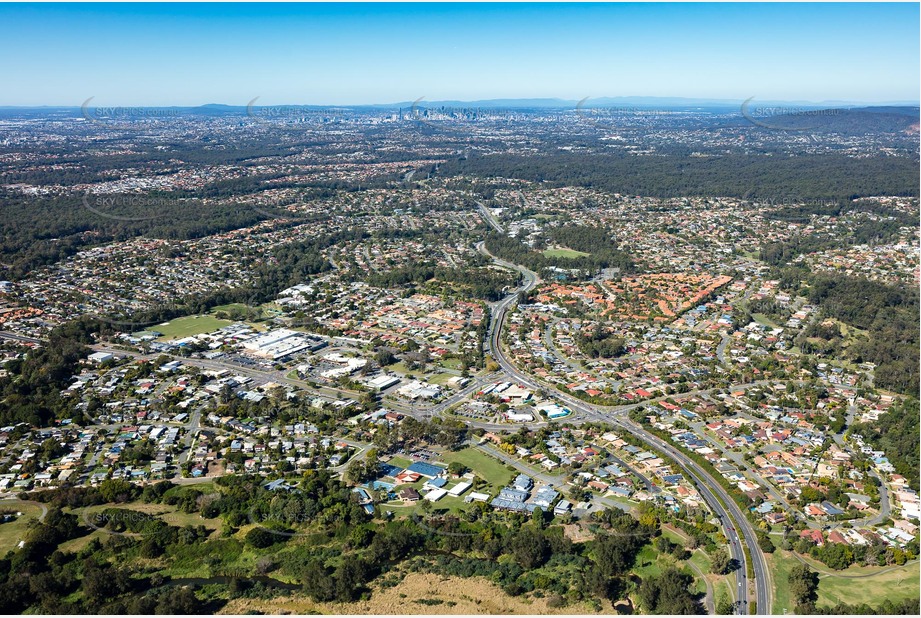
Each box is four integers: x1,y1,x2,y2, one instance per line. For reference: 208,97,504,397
478,240,770,615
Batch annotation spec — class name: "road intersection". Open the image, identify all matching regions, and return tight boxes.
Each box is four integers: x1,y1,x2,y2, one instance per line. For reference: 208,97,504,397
475,239,772,615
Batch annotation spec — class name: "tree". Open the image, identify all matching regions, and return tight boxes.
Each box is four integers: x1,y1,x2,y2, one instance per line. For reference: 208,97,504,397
592,528,645,577
245,526,277,548
447,461,468,476
345,453,379,484
817,542,854,570
711,548,731,575
637,567,703,614
756,529,776,553
510,526,548,569
788,564,819,609
716,592,735,615
532,506,548,529
97,478,138,503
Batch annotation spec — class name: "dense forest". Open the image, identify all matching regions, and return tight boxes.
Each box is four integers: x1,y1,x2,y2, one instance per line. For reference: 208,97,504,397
760,199,917,227
436,152,920,200
0,136,420,280
364,262,517,301
737,107,921,135
758,267,920,487
0,190,272,280
0,321,94,426
484,227,635,276
759,219,911,268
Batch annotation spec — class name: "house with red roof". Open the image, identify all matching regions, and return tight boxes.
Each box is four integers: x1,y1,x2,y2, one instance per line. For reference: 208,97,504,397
800,529,825,546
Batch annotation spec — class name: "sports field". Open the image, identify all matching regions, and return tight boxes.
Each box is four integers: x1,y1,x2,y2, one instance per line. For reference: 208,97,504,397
543,247,590,259
156,315,232,340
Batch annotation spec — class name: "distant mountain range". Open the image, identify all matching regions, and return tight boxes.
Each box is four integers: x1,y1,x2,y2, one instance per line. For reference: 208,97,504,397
1,97,918,112
382,97,921,110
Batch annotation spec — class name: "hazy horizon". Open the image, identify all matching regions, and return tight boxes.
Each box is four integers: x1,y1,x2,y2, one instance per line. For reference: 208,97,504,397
3,95,920,110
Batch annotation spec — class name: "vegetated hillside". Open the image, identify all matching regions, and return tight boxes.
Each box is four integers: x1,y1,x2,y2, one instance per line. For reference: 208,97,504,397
435,152,920,201
484,227,635,275
760,268,919,399
1,477,702,615
852,398,920,490
743,107,920,134
803,274,920,397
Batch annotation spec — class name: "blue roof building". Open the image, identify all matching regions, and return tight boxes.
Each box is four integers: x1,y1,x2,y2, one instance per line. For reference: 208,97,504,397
407,461,445,478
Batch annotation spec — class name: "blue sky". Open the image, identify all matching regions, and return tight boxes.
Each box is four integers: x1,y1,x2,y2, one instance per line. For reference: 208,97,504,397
0,2,918,106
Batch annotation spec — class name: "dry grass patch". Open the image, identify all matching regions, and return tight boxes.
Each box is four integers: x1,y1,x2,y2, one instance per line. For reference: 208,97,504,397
562,522,595,543
220,572,617,615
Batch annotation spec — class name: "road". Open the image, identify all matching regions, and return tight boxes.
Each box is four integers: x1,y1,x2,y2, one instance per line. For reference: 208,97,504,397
716,334,732,365
0,498,48,523
476,241,771,615
543,319,585,373
689,420,801,520
829,401,891,528
716,281,757,366
476,442,562,487
176,402,205,466
5,232,769,612
0,331,43,344
475,201,504,233
608,453,660,494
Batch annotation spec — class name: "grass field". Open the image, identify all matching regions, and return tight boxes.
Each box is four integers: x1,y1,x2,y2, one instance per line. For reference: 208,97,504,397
0,501,45,555
58,529,107,554
427,371,458,386
71,501,224,538
766,549,797,613
156,315,233,340
439,358,464,370
751,313,782,329
768,550,920,613
632,545,665,578
816,561,920,609
389,362,420,380
387,456,414,469
440,448,514,488
688,548,712,576
543,247,590,259
715,578,735,605
209,303,250,313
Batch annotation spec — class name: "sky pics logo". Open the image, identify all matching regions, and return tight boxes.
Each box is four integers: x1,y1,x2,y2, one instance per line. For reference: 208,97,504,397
740,97,842,131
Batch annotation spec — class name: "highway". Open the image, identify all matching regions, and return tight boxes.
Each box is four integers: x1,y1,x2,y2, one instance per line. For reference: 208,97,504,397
477,239,771,615
475,201,505,233
3,239,770,613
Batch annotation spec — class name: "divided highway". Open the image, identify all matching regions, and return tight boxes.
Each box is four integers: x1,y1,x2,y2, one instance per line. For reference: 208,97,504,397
478,239,771,615
1,230,771,613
